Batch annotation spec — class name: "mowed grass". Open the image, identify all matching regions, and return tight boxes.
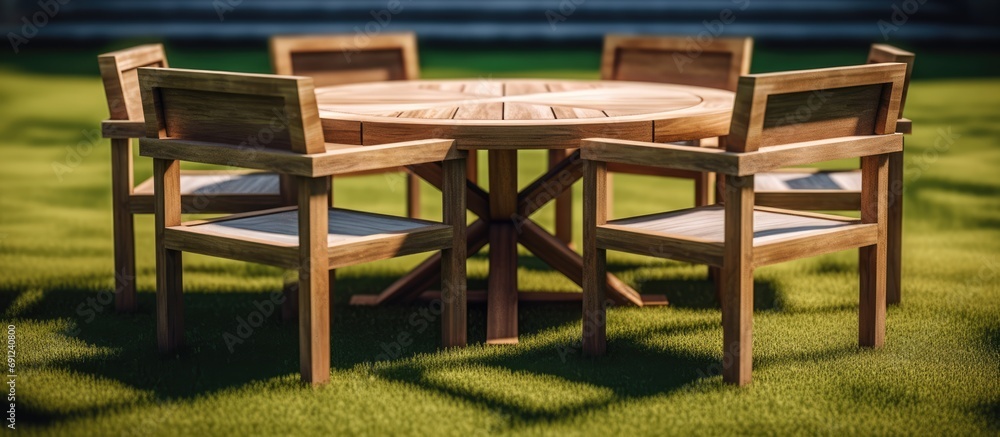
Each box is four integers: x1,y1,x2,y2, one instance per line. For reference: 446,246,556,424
0,49,998,436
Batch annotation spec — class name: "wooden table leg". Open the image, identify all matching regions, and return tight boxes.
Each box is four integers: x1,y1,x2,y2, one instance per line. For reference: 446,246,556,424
487,150,519,344
517,220,666,307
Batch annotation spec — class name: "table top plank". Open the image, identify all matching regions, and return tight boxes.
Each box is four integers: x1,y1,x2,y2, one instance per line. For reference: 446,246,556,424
503,82,556,121
545,83,608,119
454,80,504,120
317,79,734,149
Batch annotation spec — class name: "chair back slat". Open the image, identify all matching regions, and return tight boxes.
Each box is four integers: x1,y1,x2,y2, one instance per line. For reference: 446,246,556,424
867,44,915,118
601,35,752,92
138,68,325,155
727,63,907,152
98,44,168,121
270,33,419,87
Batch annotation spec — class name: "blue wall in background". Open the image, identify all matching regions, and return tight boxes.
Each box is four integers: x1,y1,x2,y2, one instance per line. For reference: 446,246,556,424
2,0,999,46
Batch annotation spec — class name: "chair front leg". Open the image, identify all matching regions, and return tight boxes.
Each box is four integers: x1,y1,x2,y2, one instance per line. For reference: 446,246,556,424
441,157,467,348
860,155,888,347
298,176,331,385
722,174,754,386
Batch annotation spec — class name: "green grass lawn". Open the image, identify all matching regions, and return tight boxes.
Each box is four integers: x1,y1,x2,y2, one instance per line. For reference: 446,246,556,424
0,48,998,435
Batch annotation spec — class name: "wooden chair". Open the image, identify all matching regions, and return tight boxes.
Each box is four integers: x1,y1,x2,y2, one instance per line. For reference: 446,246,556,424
547,35,753,247
137,67,467,384
753,44,914,305
581,63,907,385
269,33,476,219
99,44,292,313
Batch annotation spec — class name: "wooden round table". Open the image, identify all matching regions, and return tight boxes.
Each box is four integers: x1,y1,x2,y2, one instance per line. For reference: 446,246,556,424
316,79,734,344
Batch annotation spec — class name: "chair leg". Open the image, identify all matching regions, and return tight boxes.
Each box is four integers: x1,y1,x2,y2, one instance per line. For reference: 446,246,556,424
583,160,608,356
113,213,137,312
859,242,887,348
721,262,753,386
442,158,467,348
406,172,421,219
694,172,714,207
110,138,136,312
886,151,903,305
582,247,608,356
722,174,753,386
298,176,331,385
156,248,183,354
548,149,574,247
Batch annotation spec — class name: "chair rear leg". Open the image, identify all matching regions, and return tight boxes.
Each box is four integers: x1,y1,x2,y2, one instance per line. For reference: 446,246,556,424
886,150,903,305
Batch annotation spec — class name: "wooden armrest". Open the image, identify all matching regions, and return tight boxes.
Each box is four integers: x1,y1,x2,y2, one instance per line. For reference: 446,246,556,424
737,134,903,176
314,139,462,176
583,134,903,176
139,138,315,176
139,138,460,177
101,120,145,139
581,138,740,175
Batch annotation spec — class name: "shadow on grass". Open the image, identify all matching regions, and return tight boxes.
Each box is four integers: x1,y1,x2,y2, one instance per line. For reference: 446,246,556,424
9,255,787,426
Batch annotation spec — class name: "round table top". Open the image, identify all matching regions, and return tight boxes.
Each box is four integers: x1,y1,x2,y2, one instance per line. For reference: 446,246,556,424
316,78,734,149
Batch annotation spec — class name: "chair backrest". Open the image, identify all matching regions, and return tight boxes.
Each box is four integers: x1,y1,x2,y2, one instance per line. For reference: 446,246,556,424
269,33,419,87
98,44,169,121
867,44,915,118
601,35,752,91
138,68,326,154
726,63,907,153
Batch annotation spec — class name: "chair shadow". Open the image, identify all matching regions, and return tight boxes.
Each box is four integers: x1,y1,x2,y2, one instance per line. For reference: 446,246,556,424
10,253,783,426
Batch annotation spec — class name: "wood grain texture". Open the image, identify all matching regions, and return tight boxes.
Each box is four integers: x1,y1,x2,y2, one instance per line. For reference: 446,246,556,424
722,175,754,386
601,35,753,92
441,157,468,348
110,138,136,312
154,158,183,354
728,63,906,152
138,67,325,154
98,44,168,121
859,154,888,348
582,160,607,356
270,33,419,87
487,150,519,345
297,176,331,385
317,79,732,150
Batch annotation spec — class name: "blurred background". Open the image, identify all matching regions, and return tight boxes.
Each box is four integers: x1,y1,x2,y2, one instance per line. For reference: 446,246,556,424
2,0,1000,45
1,0,999,77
